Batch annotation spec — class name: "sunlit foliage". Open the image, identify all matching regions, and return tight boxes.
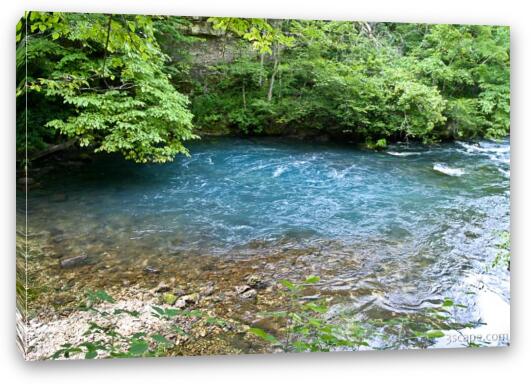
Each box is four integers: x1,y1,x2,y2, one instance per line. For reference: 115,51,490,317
17,14,509,161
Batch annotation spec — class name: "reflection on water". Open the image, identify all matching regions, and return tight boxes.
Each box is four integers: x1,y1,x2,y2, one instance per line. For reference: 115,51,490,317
21,137,510,347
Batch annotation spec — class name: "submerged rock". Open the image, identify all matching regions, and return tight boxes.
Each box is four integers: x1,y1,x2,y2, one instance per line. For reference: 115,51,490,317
246,274,268,289
235,285,257,300
143,266,160,275
59,254,88,268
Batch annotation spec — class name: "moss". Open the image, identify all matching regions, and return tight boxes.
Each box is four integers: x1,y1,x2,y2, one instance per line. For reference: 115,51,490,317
162,293,177,305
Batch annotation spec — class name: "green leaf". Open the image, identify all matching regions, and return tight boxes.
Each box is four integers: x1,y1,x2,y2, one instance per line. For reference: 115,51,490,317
442,298,454,307
128,340,149,356
85,350,98,359
293,341,310,352
181,309,203,318
94,290,115,303
152,334,172,347
248,327,280,345
164,308,182,317
304,275,321,284
303,302,328,313
151,306,164,316
425,330,445,338
280,279,295,290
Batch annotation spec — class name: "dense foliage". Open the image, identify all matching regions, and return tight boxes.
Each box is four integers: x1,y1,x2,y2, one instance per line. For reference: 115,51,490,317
17,12,195,163
193,19,509,144
17,13,510,162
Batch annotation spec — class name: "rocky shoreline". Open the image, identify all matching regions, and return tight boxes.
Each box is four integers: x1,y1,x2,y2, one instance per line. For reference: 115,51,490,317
18,231,329,359
25,285,260,360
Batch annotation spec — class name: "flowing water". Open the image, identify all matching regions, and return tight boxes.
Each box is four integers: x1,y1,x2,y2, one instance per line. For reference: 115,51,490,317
21,137,510,349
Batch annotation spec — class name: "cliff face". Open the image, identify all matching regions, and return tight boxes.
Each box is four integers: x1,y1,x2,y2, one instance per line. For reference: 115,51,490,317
173,17,256,78
170,19,345,141
163,18,266,137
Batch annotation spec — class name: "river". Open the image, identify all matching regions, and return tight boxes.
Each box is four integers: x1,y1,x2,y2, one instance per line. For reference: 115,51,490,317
20,137,510,352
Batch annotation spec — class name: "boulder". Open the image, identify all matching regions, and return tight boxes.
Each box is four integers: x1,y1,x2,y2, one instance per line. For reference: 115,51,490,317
235,285,251,295
241,289,257,300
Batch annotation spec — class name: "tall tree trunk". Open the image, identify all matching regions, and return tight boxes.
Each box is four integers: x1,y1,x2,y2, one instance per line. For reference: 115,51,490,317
258,52,265,87
278,67,283,99
267,46,279,102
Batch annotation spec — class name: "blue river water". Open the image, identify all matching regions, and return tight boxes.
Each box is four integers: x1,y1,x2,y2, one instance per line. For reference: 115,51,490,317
24,137,510,346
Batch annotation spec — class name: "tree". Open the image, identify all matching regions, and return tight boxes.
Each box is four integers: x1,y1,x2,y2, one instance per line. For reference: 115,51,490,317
17,12,196,163
404,24,510,139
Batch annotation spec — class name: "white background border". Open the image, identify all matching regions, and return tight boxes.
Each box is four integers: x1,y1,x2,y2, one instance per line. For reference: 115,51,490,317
2,1,529,383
